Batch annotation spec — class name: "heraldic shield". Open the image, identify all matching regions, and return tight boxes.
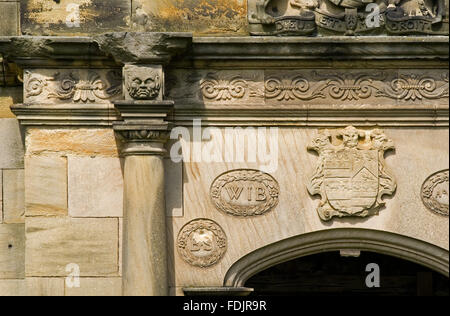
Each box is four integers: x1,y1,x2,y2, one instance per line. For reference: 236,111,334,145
307,126,397,221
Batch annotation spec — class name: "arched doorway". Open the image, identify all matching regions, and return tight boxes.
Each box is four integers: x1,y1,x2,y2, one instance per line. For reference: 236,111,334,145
245,251,448,296
224,229,449,296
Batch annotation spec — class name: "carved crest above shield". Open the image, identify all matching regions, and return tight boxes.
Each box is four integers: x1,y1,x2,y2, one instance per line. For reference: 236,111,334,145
307,126,396,221
248,0,448,36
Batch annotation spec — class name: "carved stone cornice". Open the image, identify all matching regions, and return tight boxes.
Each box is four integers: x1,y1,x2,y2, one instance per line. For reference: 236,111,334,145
0,36,114,68
94,32,193,65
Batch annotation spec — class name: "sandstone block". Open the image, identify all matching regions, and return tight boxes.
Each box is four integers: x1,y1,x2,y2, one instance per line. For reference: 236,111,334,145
26,217,119,277
131,0,247,35
26,278,64,296
25,156,68,217
65,278,122,296
0,279,25,296
20,0,131,36
0,170,3,224
0,119,24,169
3,169,25,223
0,2,18,36
68,156,123,218
0,223,25,279
26,128,121,157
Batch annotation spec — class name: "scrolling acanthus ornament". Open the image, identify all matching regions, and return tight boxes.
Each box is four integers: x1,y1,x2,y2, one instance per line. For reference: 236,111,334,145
24,70,122,103
307,126,396,221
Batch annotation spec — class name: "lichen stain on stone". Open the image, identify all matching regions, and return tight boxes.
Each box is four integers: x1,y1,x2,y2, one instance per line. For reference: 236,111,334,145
22,0,130,35
133,0,248,35
25,0,96,25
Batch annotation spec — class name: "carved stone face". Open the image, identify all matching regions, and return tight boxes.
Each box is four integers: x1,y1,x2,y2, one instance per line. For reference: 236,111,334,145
341,126,360,148
124,65,162,100
127,73,161,100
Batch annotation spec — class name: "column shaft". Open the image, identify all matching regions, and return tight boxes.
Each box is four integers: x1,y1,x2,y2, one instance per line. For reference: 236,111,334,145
122,155,168,296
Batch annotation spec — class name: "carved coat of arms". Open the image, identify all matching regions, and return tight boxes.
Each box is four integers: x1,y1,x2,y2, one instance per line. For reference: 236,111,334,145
307,126,396,221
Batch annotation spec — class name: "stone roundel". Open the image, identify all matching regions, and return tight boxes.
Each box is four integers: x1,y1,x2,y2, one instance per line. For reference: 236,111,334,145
210,169,280,217
421,169,449,216
177,218,227,268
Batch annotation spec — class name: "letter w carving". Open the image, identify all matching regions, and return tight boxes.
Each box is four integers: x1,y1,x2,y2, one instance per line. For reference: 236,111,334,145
226,186,244,200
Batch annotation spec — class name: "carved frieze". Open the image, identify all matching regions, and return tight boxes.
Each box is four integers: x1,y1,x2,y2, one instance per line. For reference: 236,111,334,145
177,219,227,268
210,169,280,217
24,69,122,104
307,126,396,221
248,0,448,36
421,170,449,216
166,70,264,105
264,70,449,104
168,69,448,106
377,73,449,101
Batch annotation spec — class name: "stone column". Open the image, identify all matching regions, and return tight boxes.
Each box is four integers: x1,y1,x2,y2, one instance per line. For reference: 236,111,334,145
112,63,179,296
96,33,192,296
114,98,174,296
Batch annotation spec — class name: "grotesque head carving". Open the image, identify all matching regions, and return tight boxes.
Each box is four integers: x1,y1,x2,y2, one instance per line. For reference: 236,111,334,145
340,126,362,148
125,66,162,100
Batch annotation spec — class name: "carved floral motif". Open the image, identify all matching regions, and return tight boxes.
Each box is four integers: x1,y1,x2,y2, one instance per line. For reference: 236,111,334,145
421,170,449,216
200,75,248,101
265,75,325,100
264,71,448,102
177,219,227,268
377,73,450,100
24,70,122,103
307,126,396,221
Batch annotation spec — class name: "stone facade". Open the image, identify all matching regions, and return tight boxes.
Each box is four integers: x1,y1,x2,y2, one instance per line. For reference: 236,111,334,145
0,1,448,296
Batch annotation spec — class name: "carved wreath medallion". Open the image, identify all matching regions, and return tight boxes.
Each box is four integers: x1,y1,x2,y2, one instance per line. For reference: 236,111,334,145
307,126,396,221
210,169,280,217
421,169,449,216
177,219,227,268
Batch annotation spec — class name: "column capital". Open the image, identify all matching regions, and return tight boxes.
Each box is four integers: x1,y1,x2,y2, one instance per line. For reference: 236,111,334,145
113,100,174,156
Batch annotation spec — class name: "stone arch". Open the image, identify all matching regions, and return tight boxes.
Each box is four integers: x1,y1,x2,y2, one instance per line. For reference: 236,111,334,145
223,228,449,287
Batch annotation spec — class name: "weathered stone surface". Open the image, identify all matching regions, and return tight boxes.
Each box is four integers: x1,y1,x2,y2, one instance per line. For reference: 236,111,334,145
94,32,192,64
0,87,22,118
0,279,25,296
26,128,121,157
25,156,67,217
132,0,247,35
164,158,183,217
167,69,265,107
26,278,64,296
169,127,449,287
68,156,123,218
0,223,25,279
26,217,119,277
65,277,122,296
20,0,131,36
3,169,25,224
23,69,123,105
0,119,24,169
0,170,3,224
248,0,449,36
0,2,19,36
307,126,396,221
123,156,168,295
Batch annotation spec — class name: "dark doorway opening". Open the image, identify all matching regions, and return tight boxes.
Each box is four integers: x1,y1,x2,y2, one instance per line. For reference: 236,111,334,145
245,251,449,296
